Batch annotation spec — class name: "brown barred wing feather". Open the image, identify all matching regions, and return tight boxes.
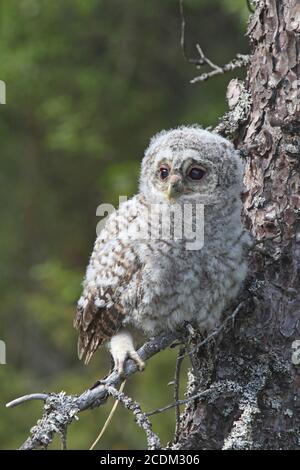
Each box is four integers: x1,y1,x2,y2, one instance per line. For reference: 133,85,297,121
74,202,142,364
75,296,124,365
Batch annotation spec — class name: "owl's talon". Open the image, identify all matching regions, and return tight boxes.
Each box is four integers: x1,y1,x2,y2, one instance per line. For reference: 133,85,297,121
110,330,145,376
185,322,196,336
115,358,126,377
183,322,200,346
129,350,145,371
114,351,145,376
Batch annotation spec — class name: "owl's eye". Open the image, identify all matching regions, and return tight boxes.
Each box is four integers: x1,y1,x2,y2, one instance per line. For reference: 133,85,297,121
159,167,169,180
188,167,205,181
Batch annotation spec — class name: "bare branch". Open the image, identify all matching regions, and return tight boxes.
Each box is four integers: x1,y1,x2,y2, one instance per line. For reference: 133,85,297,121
89,381,126,450
178,301,246,361
146,379,244,418
146,389,211,417
179,0,199,64
178,1,249,89
196,44,223,73
106,385,161,450
20,392,79,450
174,346,185,442
179,0,187,60
8,302,247,449
191,51,249,84
7,330,180,450
6,393,48,408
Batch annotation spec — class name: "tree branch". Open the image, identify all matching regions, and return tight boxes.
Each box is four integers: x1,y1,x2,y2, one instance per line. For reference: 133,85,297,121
106,385,161,450
6,393,49,408
6,330,180,450
191,49,249,84
174,346,185,442
179,0,200,64
178,301,246,361
146,389,212,417
179,0,249,81
146,379,244,418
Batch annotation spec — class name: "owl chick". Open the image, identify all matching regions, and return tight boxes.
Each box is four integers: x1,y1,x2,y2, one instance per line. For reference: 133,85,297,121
74,126,250,375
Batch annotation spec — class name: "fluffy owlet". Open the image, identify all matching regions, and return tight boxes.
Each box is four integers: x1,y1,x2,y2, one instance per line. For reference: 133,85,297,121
74,126,250,374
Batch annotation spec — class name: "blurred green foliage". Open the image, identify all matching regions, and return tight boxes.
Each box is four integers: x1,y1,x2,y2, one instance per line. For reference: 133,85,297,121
0,0,248,449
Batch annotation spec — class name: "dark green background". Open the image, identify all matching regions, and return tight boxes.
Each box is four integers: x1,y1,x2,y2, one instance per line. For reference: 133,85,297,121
0,0,248,449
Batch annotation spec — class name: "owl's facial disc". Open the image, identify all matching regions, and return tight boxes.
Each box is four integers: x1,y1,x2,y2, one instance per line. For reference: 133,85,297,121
157,157,207,203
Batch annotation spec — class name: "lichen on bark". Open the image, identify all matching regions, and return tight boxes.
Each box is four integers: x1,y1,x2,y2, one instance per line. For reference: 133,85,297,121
176,0,300,450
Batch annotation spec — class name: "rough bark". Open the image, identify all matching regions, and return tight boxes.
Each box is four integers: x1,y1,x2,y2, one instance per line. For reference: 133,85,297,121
176,0,300,450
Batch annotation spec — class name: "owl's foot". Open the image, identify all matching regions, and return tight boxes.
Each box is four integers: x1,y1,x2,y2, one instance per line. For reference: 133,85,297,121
185,322,196,336
183,321,200,345
109,330,145,377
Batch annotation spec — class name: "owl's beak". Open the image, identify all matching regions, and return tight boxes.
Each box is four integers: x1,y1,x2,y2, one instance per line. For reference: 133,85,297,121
166,175,183,201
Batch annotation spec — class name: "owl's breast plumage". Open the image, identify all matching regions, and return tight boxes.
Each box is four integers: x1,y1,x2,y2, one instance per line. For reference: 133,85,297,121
121,216,249,335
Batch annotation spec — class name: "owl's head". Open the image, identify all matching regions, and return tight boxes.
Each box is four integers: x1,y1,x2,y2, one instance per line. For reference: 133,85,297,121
139,125,244,207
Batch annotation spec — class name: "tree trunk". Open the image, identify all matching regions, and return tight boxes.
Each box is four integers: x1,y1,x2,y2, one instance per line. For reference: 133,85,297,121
176,0,300,450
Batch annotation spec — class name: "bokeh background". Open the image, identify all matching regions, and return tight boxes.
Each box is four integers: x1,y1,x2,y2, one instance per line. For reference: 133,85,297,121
0,0,249,450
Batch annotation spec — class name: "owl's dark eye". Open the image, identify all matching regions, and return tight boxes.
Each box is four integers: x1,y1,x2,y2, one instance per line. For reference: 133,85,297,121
159,167,169,180
188,167,205,181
